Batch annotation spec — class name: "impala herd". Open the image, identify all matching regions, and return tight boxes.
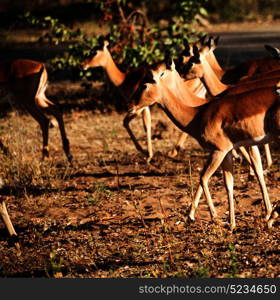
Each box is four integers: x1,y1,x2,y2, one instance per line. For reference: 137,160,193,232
1,34,280,252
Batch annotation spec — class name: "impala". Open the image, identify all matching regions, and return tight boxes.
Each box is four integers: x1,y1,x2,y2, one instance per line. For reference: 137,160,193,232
206,37,280,84
81,40,207,161
128,62,278,230
0,59,73,251
183,45,280,97
155,60,272,222
182,45,280,172
81,40,156,162
227,44,280,83
0,59,72,162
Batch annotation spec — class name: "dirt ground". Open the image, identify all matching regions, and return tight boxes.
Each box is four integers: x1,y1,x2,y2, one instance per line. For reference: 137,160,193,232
0,79,279,278
0,22,280,278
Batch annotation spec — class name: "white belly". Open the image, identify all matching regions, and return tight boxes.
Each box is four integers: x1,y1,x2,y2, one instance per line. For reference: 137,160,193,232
233,134,273,149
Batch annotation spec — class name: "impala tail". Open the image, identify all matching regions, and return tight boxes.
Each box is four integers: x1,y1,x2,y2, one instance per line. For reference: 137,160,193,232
35,64,54,108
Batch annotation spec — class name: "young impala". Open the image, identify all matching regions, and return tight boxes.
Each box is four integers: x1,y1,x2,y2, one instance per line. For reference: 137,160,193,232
128,62,279,230
0,59,73,251
81,39,207,161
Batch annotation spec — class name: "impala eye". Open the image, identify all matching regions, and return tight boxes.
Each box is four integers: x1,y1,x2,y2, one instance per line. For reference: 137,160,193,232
160,72,165,77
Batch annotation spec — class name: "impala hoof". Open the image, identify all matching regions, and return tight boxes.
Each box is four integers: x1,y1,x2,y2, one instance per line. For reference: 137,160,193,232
188,212,195,222
67,153,73,164
230,224,236,232
267,211,279,229
167,149,178,158
247,174,255,182
265,212,272,221
146,156,153,164
42,146,49,160
263,169,270,176
267,219,274,229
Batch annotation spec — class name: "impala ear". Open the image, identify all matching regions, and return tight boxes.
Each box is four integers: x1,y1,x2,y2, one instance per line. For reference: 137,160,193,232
199,34,207,46
170,60,176,71
181,43,191,57
97,35,104,45
164,51,173,69
205,36,213,48
193,44,200,60
264,45,280,59
214,36,220,46
194,34,207,49
183,38,189,48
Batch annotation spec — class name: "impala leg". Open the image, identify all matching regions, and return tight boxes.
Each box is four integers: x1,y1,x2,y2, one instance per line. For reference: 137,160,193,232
47,105,72,163
141,107,153,163
263,143,272,174
248,146,272,220
123,112,147,156
189,184,203,221
0,200,20,251
232,149,240,160
221,152,235,230
190,150,227,224
168,132,188,158
25,104,50,160
238,146,255,176
268,203,280,229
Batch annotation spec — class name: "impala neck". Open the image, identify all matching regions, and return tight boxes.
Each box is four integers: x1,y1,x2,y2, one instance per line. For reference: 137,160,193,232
184,78,208,103
103,49,126,86
171,71,209,107
200,55,229,96
206,50,225,79
159,86,199,132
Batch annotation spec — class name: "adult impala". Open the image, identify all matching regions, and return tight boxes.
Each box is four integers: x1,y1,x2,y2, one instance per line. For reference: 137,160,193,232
0,59,72,162
81,40,154,162
199,36,280,84
182,45,280,172
0,59,73,251
128,62,278,230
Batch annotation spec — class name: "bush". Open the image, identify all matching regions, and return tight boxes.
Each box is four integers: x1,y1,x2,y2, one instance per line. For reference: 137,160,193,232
20,1,208,81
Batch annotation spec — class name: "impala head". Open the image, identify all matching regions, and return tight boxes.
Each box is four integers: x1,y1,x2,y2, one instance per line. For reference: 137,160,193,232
176,36,211,75
128,68,165,115
206,35,220,52
176,39,194,67
151,56,182,89
181,45,204,80
81,39,110,70
193,34,208,49
128,60,178,115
